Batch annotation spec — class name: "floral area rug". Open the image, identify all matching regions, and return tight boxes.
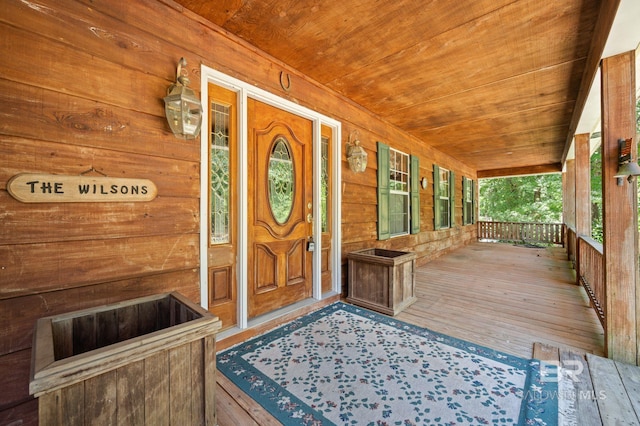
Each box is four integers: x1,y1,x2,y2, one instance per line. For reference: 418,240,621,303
217,302,558,425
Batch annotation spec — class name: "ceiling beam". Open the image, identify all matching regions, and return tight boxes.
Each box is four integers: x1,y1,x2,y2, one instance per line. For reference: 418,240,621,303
477,163,562,179
561,0,621,165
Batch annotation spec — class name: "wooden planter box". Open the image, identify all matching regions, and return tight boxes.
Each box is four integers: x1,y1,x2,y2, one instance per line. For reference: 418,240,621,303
347,248,417,316
29,292,222,425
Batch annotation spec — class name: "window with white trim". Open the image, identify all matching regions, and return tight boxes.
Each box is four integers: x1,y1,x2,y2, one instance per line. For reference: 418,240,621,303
433,164,455,229
389,148,410,236
377,141,420,240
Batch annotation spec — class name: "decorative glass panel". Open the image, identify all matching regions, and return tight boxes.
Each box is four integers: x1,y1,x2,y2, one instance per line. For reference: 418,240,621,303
268,138,294,224
210,102,230,244
321,136,329,232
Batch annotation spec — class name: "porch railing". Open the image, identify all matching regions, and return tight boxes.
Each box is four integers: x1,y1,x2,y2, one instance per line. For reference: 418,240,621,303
477,221,565,246
576,235,605,329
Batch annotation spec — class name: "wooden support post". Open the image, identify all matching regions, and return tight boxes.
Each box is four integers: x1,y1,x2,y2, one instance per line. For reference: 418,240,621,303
601,51,638,365
564,159,576,230
575,134,591,236
575,134,591,285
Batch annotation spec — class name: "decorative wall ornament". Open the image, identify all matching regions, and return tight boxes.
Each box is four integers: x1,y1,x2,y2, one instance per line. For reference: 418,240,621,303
7,172,157,203
279,71,291,92
163,57,203,139
345,130,368,173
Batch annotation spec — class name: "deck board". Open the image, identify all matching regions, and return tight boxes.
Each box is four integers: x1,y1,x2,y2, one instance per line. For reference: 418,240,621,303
398,242,604,359
216,242,606,424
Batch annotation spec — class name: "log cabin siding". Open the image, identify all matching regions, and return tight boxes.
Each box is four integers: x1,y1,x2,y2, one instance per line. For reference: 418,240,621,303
0,0,476,421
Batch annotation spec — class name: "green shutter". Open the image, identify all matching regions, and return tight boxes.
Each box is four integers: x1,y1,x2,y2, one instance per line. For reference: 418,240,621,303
462,177,468,225
450,171,456,227
377,142,390,240
410,155,420,234
433,164,441,229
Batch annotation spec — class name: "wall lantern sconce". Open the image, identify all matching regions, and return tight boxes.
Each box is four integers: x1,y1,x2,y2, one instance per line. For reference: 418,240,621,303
346,130,368,173
163,58,203,139
614,138,640,185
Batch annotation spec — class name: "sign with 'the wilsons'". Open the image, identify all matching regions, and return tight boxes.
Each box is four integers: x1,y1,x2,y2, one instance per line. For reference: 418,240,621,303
7,173,158,203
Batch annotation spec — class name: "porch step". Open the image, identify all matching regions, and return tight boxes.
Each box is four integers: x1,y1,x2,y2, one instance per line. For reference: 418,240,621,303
533,342,640,425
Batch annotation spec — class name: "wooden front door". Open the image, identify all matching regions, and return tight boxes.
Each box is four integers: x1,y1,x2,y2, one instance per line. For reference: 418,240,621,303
247,99,313,318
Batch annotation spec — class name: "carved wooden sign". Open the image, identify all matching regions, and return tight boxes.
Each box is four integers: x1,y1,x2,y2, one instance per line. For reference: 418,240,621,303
7,173,158,203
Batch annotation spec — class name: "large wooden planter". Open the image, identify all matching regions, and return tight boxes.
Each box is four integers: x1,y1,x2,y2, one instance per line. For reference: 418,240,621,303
29,292,222,425
347,248,417,316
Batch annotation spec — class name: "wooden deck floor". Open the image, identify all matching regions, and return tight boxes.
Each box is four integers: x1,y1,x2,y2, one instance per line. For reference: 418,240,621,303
397,242,604,359
215,242,606,425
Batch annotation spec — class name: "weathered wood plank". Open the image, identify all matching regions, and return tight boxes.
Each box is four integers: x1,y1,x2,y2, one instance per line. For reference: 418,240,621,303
0,22,169,117
0,398,38,426
532,342,559,361
190,339,205,425
216,374,281,426
84,370,117,425
0,348,32,414
0,192,199,246
0,79,198,162
144,351,170,426
396,243,604,359
61,381,84,426
0,234,199,300
96,309,118,349
601,51,638,364
559,350,601,426
587,353,638,424
116,360,145,426
615,361,640,419
169,344,192,424
204,335,217,426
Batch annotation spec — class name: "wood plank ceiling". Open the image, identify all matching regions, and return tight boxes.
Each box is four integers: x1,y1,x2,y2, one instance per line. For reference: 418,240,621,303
176,0,602,176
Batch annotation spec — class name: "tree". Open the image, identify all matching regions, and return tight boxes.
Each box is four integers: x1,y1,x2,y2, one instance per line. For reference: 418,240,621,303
479,174,563,223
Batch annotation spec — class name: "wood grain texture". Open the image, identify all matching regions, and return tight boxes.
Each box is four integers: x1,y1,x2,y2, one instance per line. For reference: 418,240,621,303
588,354,639,424
601,51,638,364
560,350,602,426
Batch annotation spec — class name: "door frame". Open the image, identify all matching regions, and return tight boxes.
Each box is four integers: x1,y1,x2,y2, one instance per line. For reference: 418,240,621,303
199,65,342,333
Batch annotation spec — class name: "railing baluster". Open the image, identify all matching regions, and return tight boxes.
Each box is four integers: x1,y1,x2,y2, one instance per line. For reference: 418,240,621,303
477,221,563,246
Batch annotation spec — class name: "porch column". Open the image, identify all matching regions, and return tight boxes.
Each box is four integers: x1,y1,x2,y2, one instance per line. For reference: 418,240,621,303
575,134,591,237
601,50,638,364
563,159,576,230
574,134,591,285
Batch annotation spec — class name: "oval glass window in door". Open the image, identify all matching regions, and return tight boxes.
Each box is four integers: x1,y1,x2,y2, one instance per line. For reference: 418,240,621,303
268,137,295,224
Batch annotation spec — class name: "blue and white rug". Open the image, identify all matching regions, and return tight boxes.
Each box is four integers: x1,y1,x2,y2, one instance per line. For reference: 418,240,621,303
217,302,558,425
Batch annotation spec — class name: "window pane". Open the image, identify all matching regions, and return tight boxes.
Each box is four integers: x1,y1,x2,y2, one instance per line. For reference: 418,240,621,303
439,198,450,228
437,167,450,228
390,193,409,235
210,102,230,244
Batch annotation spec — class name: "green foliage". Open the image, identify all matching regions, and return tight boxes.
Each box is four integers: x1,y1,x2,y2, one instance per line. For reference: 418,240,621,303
479,174,563,223
590,96,640,243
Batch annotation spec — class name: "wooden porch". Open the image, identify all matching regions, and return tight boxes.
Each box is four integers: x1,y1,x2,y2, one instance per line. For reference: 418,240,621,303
215,241,609,424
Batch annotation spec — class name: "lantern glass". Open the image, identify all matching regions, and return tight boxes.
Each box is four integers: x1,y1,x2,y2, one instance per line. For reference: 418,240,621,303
163,83,203,139
347,145,368,173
